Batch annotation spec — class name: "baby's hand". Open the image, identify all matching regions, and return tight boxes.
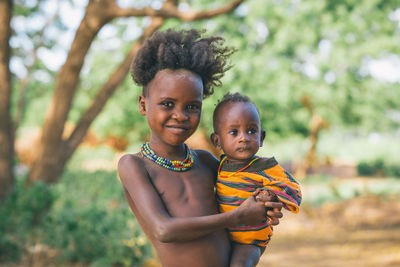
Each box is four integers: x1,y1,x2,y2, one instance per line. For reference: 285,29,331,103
255,190,283,226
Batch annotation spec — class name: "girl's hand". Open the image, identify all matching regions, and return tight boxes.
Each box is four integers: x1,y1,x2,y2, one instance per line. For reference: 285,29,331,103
235,193,267,226
265,206,283,225
255,190,283,226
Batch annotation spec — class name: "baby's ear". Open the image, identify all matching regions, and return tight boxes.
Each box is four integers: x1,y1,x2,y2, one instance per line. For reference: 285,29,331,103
210,133,221,149
259,130,266,147
138,95,146,115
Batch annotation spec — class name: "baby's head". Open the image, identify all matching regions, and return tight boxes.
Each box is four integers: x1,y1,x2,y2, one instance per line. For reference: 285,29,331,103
211,93,265,164
131,29,235,146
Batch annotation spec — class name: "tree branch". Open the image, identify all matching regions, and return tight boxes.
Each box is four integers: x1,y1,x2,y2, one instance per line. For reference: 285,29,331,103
112,0,244,21
66,17,164,155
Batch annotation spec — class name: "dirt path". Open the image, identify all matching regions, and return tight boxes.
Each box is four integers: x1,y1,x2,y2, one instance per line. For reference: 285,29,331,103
258,195,400,267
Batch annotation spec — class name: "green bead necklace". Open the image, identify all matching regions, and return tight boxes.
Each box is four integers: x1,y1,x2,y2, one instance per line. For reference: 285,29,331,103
141,143,194,172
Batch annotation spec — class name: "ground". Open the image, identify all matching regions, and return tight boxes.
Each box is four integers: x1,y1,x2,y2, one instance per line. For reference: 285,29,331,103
258,194,400,267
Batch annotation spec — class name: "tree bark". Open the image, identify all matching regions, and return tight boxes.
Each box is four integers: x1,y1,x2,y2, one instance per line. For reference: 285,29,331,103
0,0,14,201
28,0,245,184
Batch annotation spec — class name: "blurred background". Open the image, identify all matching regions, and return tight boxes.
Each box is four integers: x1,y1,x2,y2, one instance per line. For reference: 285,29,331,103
1,0,400,266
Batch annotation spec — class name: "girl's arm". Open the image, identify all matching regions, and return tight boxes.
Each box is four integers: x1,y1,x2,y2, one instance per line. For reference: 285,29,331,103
118,154,282,243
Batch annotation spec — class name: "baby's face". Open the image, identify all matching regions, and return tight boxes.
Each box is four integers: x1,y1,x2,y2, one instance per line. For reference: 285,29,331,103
213,101,264,164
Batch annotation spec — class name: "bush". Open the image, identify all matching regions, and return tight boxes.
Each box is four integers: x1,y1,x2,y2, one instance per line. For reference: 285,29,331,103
0,179,53,263
357,159,400,178
357,161,379,176
0,170,152,266
385,164,400,177
0,238,20,262
41,169,152,266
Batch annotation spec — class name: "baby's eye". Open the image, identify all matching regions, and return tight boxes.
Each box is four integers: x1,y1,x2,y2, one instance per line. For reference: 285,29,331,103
160,102,174,108
247,128,257,134
228,129,238,135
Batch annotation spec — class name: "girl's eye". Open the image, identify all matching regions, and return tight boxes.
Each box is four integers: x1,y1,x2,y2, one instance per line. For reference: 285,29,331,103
186,104,200,111
228,130,238,135
161,102,174,108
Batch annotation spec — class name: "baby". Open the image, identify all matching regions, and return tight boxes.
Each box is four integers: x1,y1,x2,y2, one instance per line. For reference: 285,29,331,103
211,92,302,267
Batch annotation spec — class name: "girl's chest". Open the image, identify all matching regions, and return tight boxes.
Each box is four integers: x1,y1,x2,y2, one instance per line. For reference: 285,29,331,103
148,165,218,216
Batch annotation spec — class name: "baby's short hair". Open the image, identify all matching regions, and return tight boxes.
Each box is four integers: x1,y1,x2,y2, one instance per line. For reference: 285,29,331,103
213,92,259,132
131,29,236,98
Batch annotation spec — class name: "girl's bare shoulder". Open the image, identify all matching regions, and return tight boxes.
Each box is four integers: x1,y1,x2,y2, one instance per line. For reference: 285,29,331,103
118,152,144,165
193,149,219,172
117,152,148,183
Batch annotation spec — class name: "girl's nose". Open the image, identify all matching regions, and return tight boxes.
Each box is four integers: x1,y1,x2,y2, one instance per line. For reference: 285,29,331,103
172,109,189,121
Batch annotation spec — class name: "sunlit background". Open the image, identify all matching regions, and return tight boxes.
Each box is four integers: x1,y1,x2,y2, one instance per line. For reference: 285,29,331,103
1,0,400,266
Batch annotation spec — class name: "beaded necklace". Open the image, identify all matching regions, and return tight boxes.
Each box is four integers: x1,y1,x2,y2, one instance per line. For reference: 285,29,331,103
141,142,194,172
218,155,261,177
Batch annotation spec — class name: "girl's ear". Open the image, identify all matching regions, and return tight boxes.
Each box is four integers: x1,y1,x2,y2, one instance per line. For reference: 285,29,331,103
138,94,146,115
259,130,266,147
210,133,221,149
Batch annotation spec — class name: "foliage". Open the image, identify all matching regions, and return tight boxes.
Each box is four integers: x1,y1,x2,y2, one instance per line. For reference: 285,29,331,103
10,0,400,144
42,169,152,266
0,169,152,266
357,158,400,177
0,179,53,262
163,0,400,139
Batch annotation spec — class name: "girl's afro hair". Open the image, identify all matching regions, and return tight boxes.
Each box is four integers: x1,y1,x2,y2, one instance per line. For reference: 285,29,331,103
131,29,236,98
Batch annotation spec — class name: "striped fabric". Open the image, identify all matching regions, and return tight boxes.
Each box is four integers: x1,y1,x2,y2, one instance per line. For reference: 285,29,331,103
216,157,302,247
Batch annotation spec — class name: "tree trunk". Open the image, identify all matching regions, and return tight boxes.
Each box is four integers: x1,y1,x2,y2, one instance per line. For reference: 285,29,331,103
295,95,329,178
0,0,14,201
303,114,329,171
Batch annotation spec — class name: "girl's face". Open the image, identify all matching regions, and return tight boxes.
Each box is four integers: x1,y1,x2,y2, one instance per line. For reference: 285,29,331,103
139,69,203,151
211,101,265,164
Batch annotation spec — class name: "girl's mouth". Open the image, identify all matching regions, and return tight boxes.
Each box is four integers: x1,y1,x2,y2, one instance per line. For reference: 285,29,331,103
166,125,189,132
